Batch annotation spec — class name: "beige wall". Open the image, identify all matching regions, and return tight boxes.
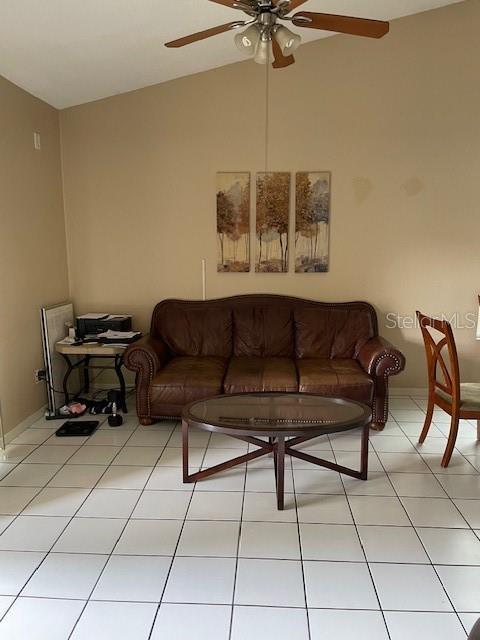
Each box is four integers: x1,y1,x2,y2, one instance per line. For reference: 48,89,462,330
59,0,480,388
0,75,69,435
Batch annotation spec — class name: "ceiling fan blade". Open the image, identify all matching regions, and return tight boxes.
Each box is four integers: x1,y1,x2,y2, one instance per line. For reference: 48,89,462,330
208,0,238,6
209,0,255,9
165,22,242,48
292,11,389,38
272,36,295,68
277,0,310,10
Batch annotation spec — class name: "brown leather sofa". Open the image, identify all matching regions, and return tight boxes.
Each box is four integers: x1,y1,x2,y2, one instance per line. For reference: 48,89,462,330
125,295,405,429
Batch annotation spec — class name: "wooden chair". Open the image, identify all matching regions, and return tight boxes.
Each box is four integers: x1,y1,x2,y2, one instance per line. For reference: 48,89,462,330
417,311,480,467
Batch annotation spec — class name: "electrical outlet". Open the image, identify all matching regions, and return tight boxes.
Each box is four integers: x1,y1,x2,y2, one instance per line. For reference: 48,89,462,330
33,132,41,150
33,369,45,384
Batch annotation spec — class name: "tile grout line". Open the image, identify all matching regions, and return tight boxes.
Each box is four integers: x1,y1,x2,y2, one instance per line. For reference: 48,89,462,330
0,473,109,621
66,419,178,639
145,428,212,640
333,431,392,640
34,395,144,635
4,592,478,614
292,451,313,640
227,439,248,640
392,407,480,636
374,410,468,636
18,418,151,593
9,591,477,618
0,411,170,629
0,415,121,624
2,549,477,566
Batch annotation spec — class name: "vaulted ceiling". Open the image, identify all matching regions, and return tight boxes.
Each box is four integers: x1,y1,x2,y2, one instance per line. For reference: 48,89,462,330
0,0,464,108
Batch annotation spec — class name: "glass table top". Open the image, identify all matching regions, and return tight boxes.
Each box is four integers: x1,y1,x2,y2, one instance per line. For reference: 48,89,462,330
184,393,371,433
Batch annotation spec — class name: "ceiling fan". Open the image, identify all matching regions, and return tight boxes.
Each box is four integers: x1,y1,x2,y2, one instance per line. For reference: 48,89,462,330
165,0,389,69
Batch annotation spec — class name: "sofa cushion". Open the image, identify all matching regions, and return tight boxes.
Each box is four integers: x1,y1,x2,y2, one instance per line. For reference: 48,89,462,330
150,356,227,407
233,306,294,357
224,357,298,393
156,306,232,358
295,307,376,359
297,358,374,403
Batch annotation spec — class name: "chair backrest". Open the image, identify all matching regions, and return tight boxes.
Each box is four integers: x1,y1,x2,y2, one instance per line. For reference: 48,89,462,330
416,311,461,406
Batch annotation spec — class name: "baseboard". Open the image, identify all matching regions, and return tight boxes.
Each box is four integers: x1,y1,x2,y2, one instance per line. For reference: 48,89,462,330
390,387,428,397
1,405,48,449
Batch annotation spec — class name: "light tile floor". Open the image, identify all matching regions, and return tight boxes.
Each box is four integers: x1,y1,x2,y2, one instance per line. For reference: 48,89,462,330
0,395,479,639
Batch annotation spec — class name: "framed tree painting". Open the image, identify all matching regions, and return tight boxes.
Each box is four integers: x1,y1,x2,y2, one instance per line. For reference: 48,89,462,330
256,172,290,273
216,172,250,272
295,172,331,273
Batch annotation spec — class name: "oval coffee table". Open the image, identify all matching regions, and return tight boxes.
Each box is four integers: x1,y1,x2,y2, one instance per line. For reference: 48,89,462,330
182,393,372,510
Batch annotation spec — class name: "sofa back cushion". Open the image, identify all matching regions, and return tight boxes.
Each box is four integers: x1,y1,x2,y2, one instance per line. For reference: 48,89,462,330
152,302,232,358
295,305,376,359
233,305,294,357
151,296,377,361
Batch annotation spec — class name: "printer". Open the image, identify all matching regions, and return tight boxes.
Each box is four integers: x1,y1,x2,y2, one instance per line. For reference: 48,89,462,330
76,314,132,338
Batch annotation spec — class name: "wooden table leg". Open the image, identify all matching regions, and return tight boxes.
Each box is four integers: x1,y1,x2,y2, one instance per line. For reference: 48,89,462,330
182,419,191,483
276,436,285,510
287,423,370,481
273,438,277,482
360,423,369,480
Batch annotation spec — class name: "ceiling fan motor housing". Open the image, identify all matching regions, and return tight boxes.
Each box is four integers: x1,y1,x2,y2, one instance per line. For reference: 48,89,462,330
259,11,277,28
257,0,275,9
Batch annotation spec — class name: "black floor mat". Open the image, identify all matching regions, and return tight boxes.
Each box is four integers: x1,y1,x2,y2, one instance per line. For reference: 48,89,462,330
55,421,99,437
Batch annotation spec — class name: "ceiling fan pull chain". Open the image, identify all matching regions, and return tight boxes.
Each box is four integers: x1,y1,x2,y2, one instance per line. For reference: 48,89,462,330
264,53,270,173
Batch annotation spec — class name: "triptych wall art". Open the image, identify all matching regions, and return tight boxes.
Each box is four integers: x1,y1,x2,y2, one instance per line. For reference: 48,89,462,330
216,172,251,273
216,172,331,273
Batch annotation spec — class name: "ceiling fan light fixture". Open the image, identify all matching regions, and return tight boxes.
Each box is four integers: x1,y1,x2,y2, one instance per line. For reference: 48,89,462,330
254,36,272,65
274,25,301,55
234,23,261,55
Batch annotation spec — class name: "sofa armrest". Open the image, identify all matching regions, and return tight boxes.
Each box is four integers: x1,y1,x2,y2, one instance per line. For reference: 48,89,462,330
124,335,170,422
124,335,169,379
357,336,405,378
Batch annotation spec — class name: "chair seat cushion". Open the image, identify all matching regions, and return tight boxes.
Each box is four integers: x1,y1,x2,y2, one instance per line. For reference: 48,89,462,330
224,357,298,394
437,382,480,412
150,356,227,407
297,358,374,403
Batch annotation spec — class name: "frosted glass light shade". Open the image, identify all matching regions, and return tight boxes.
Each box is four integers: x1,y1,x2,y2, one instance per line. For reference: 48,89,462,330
275,25,301,55
254,38,272,65
235,24,261,55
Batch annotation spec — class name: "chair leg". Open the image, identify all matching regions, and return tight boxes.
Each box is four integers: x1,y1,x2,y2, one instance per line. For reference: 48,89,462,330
441,413,460,468
419,393,435,444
